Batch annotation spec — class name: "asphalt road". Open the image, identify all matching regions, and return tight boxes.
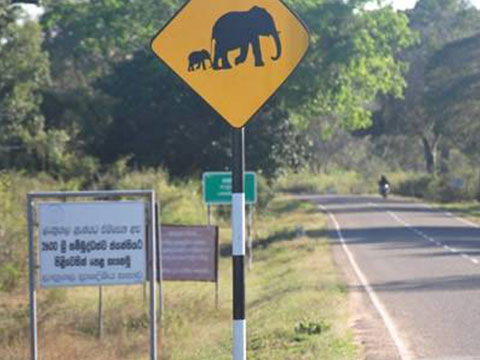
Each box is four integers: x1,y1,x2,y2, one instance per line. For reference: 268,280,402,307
313,195,480,360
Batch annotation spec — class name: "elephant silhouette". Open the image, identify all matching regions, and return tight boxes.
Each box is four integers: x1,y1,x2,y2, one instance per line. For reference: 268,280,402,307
211,6,282,70
188,49,211,71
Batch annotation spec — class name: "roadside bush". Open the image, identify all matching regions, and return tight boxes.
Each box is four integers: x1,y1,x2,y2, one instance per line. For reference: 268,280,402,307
0,171,60,291
425,177,459,202
275,171,325,193
425,176,479,203
275,170,374,194
432,151,480,202
393,169,480,203
256,174,275,211
115,168,206,225
394,174,432,198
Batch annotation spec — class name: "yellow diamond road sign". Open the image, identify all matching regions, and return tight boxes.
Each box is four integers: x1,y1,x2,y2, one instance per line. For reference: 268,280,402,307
151,0,309,128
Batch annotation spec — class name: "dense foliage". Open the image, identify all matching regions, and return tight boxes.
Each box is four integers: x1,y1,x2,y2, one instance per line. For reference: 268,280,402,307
368,0,480,176
1,0,479,193
0,0,50,170
0,0,416,180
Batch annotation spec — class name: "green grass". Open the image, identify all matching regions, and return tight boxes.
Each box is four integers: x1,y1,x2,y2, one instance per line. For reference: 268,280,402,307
433,202,480,223
0,193,357,360
163,195,357,360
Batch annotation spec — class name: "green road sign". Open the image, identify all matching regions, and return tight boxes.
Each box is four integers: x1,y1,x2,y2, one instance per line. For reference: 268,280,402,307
203,172,257,204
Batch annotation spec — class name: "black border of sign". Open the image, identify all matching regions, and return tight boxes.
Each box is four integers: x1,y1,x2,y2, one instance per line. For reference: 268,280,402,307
149,0,311,129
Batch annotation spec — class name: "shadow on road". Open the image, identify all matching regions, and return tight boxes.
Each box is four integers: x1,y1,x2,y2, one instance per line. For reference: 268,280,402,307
325,226,480,257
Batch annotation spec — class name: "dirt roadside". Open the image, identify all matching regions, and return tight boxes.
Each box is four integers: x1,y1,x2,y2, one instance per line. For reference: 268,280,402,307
331,241,402,360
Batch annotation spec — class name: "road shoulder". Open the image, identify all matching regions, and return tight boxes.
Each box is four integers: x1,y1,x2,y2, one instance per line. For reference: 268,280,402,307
331,232,402,360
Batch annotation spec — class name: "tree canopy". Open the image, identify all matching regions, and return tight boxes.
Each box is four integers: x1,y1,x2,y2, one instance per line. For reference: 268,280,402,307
2,0,479,183
0,0,50,170
368,0,480,173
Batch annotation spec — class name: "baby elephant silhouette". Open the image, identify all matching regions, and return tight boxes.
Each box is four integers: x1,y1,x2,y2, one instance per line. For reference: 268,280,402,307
188,49,211,71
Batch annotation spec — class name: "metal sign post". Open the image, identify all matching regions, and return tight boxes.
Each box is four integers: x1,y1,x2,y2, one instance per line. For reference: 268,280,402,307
26,194,37,360
148,191,158,360
26,190,158,360
155,203,164,321
232,128,246,360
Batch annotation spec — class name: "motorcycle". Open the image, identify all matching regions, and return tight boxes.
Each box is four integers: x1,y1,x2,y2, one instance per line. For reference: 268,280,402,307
379,183,390,199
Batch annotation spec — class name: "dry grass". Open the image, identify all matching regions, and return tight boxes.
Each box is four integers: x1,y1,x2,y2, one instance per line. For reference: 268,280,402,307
0,195,357,360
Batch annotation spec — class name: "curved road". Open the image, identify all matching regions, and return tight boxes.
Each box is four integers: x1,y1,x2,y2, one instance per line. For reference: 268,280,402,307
311,195,480,360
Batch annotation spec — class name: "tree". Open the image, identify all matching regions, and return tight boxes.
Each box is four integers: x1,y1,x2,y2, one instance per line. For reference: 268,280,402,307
425,32,480,161
372,0,480,173
39,0,183,164
0,0,50,170
39,0,417,178
281,1,414,132
281,1,415,170
97,51,308,178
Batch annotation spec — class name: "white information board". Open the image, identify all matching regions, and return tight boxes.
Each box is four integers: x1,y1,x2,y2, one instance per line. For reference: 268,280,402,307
38,201,146,287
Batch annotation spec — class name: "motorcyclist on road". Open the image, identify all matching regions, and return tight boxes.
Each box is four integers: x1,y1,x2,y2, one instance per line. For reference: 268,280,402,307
378,175,390,198
378,175,390,188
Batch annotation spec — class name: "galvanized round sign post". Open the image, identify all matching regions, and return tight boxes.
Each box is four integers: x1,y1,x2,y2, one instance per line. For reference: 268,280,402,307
232,128,246,358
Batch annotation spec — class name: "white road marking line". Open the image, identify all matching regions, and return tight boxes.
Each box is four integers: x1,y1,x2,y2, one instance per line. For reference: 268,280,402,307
418,203,479,229
370,204,479,266
444,211,480,228
319,204,413,360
